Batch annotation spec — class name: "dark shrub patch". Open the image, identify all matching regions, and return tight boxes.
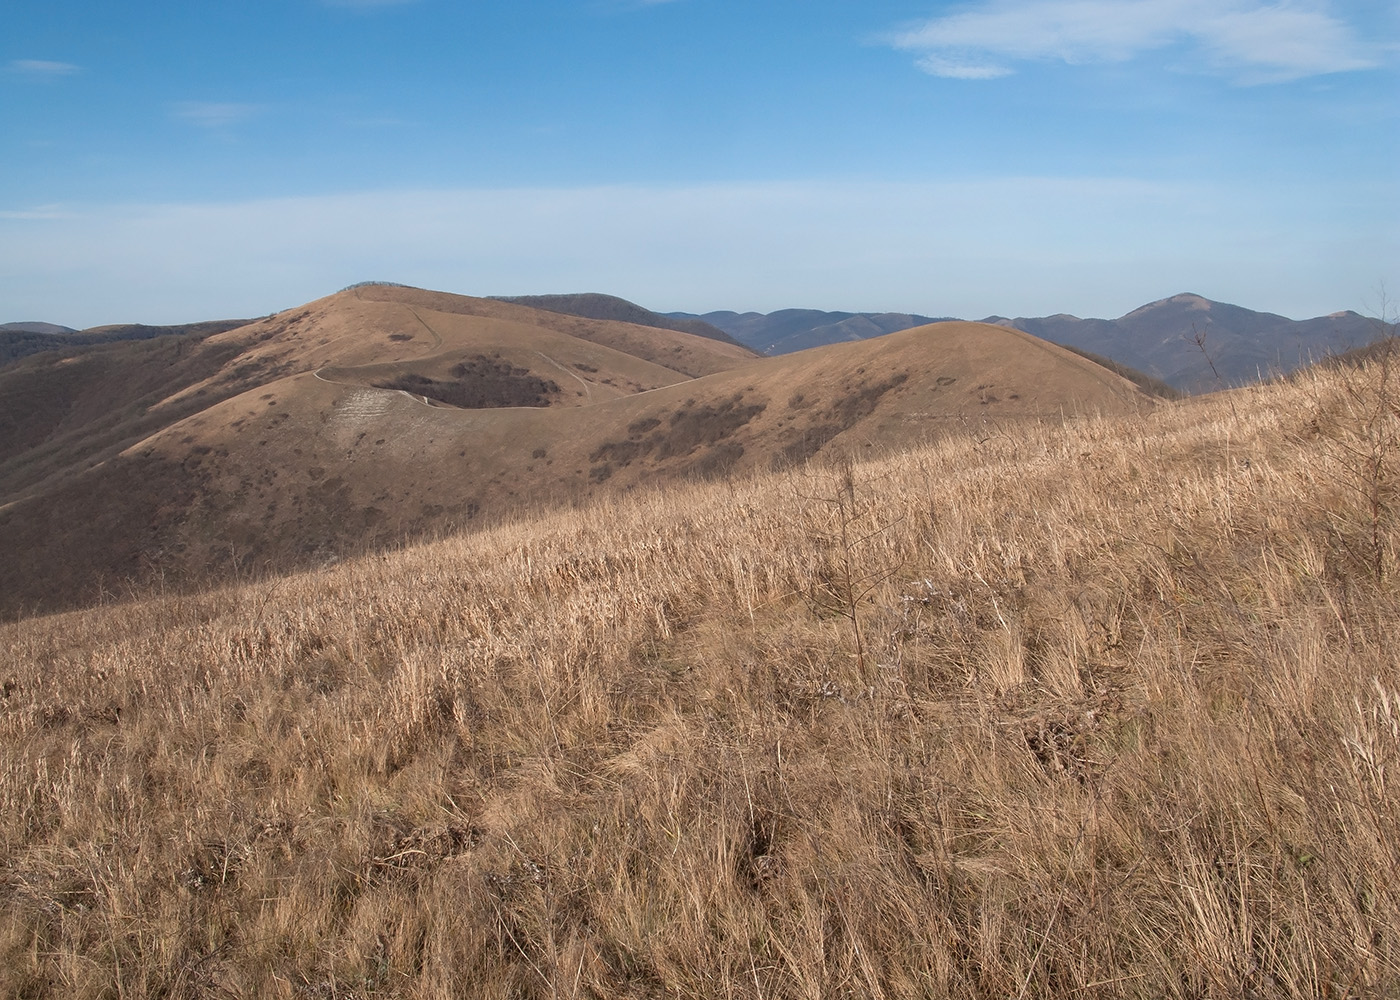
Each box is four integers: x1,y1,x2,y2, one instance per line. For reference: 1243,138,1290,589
687,441,745,479
590,439,648,465
588,394,766,474
772,373,909,468
375,356,559,409
657,396,767,459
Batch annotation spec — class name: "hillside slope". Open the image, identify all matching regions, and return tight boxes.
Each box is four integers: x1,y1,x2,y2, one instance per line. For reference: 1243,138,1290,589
0,288,1149,616
3,356,1397,997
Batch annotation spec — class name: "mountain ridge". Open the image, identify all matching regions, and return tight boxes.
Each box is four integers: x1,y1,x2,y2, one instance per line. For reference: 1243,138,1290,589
983,292,1376,391
677,294,1377,391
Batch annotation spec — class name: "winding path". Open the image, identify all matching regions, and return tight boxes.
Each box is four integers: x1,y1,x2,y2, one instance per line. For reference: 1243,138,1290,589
535,351,593,399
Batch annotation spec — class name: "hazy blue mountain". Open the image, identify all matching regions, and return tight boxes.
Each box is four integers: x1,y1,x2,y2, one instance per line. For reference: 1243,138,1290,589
984,293,1378,391
680,295,1380,391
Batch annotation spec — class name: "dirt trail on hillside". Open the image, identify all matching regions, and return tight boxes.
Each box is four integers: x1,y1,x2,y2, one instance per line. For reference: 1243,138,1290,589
536,352,592,399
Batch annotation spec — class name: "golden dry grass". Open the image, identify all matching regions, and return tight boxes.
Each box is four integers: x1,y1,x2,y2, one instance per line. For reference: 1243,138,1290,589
3,355,1400,998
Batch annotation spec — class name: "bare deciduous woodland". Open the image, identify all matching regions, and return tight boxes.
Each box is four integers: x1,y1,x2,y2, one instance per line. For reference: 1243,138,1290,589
4,349,1400,998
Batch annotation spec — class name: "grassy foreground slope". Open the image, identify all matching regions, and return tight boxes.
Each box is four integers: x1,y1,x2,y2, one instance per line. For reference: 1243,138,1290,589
3,356,1400,997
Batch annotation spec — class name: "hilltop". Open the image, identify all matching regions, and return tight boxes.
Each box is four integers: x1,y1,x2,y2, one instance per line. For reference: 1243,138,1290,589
2,347,1397,996
0,283,1149,618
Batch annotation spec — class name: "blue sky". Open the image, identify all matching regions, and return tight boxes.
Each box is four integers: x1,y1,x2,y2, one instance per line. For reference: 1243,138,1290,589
2,0,1396,327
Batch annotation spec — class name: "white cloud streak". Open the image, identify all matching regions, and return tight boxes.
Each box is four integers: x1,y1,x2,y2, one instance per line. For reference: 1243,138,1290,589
7,59,81,78
892,0,1376,82
1,179,1392,327
0,205,75,221
170,102,262,128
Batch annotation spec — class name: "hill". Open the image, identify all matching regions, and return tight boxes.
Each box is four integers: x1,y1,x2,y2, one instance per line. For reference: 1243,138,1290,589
0,321,77,335
0,285,1149,617
493,292,751,351
2,354,1396,997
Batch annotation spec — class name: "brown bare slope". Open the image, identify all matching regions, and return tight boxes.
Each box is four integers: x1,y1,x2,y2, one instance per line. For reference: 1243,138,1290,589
0,300,1150,617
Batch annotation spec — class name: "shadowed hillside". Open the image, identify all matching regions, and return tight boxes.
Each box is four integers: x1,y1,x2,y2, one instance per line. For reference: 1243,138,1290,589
3,355,1398,997
0,319,250,368
493,293,751,351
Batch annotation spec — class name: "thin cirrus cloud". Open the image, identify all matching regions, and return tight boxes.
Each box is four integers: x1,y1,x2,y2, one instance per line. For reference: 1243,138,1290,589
890,0,1378,83
7,59,81,78
170,102,263,128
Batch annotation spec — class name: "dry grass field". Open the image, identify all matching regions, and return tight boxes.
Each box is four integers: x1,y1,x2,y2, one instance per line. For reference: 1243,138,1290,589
3,349,1399,998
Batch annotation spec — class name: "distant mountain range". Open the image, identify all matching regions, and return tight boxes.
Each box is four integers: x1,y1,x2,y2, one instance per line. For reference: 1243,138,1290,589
984,295,1377,392
7,293,1382,394
676,294,1380,392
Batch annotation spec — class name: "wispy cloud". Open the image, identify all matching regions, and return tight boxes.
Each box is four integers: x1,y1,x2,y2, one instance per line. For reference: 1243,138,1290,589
0,204,75,221
7,59,81,78
915,56,1013,79
891,0,1377,83
171,101,262,128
